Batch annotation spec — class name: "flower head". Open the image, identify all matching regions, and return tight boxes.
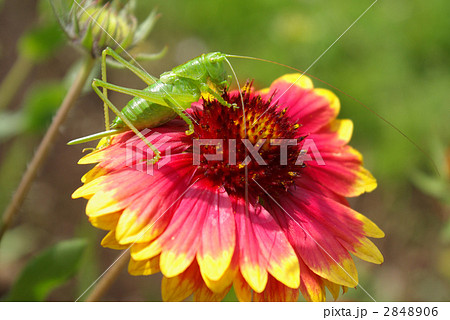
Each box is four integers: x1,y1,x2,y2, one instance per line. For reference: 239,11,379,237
52,0,159,57
73,74,384,301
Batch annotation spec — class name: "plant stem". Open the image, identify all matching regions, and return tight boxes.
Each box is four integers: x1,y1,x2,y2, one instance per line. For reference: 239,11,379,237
0,55,34,111
0,56,95,243
85,251,129,302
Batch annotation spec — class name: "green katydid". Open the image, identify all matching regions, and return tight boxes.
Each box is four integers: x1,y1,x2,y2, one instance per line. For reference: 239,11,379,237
68,47,437,172
68,47,242,162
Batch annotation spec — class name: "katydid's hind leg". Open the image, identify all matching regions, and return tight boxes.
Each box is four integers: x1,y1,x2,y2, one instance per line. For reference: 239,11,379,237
100,47,158,131
103,47,157,85
93,79,165,105
163,98,195,135
91,82,161,162
93,78,196,136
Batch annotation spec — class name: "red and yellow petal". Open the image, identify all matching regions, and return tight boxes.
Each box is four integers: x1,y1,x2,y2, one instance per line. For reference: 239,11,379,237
162,260,233,302
260,73,340,133
298,257,326,302
233,270,253,302
130,241,161,261
234,202,267,292
89,212,121,231
341,237,384,264
275,197,359,287
275,187,384,288
82,171,148,216
235,197,300,293
72,174,110,199
323,279,343,301
161,261,202,302
333,119,354,143
193,283,231,302
298,228,359,288
253,275,299,302
101,230,128,249
308,119,354,148
197,186,236,282
113,155,195,244
156,180,228,278
303,143,377,197
291,182,384,242
289,184,384,267
157,202,205,277
201,256,237,294
128,255,160,276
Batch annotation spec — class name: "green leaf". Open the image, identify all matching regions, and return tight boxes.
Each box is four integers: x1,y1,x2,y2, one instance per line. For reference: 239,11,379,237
22,81,67,133
134,45,168,62
104,46,167,70
5,238,87,301
132,8,159,46
18,22,65,62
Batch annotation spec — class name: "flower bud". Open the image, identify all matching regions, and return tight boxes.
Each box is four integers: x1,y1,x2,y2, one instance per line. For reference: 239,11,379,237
52,0,158,57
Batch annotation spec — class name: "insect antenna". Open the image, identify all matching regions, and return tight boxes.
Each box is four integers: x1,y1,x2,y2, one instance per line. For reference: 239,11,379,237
226,54,439,176
223,56,250,215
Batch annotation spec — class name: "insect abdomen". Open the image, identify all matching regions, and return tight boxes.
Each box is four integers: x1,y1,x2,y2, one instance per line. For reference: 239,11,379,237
111,96,177,130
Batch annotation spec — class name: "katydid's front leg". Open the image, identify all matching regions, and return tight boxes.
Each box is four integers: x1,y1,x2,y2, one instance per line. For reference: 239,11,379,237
200,83,237,109
91,82,162,163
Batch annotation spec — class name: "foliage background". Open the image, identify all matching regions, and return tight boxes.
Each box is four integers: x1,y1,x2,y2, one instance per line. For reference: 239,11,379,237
0,0,448,301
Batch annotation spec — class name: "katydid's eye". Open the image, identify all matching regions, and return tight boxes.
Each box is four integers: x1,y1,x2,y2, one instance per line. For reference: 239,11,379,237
209,53,222,64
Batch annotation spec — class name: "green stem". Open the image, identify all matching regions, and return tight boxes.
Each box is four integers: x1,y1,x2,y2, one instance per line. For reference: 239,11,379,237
0,55,34,111
0,55,95,243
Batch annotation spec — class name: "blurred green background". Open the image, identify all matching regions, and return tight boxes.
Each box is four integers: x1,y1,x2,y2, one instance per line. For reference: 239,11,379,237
0,0,449,301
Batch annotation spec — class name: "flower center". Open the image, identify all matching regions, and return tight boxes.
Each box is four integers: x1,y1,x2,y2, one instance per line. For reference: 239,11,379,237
190,85,306,197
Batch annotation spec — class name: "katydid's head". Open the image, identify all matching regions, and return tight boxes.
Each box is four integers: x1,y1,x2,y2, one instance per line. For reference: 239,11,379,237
205,52,229,88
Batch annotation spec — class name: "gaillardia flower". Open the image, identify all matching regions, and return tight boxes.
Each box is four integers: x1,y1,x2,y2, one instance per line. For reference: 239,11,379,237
73,74,384,301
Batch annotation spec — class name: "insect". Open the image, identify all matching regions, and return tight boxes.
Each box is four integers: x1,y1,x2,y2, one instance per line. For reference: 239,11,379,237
68,47,241,162
68,48,437,172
